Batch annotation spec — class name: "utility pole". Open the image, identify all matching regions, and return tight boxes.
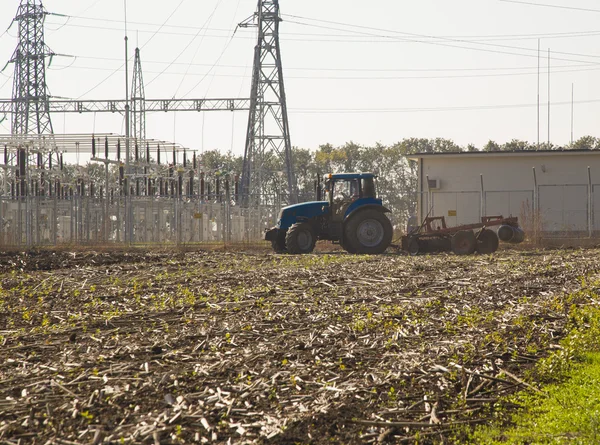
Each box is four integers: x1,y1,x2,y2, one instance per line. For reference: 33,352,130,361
240,0,298,206
536,38,540,150
547,48,550,148
124,0,132,244
571,83,574,145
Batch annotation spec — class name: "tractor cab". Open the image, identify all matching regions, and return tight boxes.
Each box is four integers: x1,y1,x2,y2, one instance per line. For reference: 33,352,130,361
324,173,378,223
265,172,392,255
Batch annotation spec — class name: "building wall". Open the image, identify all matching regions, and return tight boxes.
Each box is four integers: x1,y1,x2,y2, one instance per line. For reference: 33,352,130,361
416,152,600,236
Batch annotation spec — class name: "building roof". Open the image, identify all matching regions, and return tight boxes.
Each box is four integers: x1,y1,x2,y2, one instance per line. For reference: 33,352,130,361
408,149,600,160
326,173,376,180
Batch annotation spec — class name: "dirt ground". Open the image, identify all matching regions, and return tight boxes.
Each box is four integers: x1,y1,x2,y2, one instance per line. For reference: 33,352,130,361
0,247,598,444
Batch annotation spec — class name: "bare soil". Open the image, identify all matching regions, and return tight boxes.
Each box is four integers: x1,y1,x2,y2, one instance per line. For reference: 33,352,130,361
0,248,598,444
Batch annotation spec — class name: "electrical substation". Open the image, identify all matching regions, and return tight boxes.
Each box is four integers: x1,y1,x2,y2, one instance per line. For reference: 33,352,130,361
0,0,296,247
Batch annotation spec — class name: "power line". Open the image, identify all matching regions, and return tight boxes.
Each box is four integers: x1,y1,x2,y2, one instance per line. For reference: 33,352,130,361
140,0,187,51
181,30,236,98
76,0,103,16
47,61,600,80
54,12,600,41
283,15,600,66
43,18,600,44
287,17,600,64
75,0,187,100
72,54,597,73
75,63,126,100
186,0,242,99
146,0,223,89
288,98,600,114
498,0,600,13
0,73,12,90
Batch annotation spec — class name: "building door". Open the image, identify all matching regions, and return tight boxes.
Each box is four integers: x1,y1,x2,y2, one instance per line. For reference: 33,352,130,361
485,190,534,220
538,185,588,235
432,192,480,227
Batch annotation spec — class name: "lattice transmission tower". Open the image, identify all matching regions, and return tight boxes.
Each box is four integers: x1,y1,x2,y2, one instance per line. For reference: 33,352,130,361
240,0,298,205
131,47,146,149
10,0,54,137
6,0,59,199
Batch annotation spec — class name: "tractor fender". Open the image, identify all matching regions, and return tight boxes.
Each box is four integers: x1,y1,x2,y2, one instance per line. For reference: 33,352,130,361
344,204,391,222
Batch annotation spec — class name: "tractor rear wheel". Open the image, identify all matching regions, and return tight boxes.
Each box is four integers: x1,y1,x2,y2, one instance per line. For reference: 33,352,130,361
286,223,316,254
344,210,393,254
271,230,287,253
451,230,477,255
340,238,357,254
477,229,499,254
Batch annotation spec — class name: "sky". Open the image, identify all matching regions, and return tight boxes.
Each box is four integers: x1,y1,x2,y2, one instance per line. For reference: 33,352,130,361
1,0,600,159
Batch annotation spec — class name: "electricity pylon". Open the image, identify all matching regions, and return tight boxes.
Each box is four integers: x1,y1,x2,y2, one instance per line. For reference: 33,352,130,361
10,0,54,137
131,47,146,150
8,0,58,201
240,0,298,205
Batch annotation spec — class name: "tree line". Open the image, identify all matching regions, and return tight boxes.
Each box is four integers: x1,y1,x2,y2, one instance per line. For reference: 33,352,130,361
55,135,599,229
203,135,598,228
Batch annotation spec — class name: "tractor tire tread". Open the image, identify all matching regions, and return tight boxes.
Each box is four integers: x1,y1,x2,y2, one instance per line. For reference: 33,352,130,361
344,209,393,255
286,223,316,254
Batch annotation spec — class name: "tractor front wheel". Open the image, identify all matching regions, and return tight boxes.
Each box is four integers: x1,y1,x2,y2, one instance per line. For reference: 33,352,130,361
271,230,287,253
286,223,316,254
344,210,393,254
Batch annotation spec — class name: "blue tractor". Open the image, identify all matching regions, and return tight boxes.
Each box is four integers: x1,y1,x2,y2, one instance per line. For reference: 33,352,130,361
265,173,393,254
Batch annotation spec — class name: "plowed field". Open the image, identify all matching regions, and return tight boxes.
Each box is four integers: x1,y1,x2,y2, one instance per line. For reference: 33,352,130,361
0,248,598,444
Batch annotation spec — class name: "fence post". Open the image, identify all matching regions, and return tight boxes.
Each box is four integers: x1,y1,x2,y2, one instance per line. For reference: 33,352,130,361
53,181,58,246
588,166,593,238
425,175,433,219
480,174,485,219
532,167,538,243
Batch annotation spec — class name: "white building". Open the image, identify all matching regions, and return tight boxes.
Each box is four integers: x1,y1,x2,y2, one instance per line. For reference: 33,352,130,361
409,150,600,238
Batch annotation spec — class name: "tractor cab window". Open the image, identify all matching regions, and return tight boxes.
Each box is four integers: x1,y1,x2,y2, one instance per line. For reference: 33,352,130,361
333,179,360,201
324,179,332,202
362,178,376,199
331,179,360,221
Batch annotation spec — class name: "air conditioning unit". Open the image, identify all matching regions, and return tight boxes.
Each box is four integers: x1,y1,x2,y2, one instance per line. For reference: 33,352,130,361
427,179,441,190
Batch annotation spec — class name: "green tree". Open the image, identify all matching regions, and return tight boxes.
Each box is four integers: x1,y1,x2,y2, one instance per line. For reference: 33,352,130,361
569,136,599,150
502,139,535,151
483,140,501,152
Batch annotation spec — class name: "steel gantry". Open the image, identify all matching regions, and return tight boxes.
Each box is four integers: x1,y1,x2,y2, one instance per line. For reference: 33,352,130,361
0,98,251,114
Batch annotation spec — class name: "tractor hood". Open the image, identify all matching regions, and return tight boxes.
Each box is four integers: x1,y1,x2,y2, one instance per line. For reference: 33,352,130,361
277,201,329,230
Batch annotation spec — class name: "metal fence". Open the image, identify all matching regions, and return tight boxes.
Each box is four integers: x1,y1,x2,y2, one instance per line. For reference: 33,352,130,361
0,196,280,247
417,185,600,240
